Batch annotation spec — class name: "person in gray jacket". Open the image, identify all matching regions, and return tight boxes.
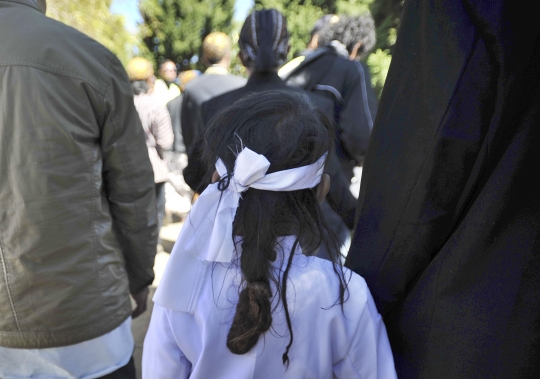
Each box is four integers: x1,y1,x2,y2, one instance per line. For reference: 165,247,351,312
0,0,157,378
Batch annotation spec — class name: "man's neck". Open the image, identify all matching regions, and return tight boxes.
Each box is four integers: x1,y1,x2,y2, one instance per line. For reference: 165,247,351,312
205,65,229,75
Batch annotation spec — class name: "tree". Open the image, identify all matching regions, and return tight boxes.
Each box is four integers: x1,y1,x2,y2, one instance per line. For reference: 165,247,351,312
139,0,235,71
47,0,134,65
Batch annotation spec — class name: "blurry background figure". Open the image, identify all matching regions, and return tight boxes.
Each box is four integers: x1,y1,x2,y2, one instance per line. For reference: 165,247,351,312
165,69,202,221
186,9,355,260
153,60,181,105
282,14,378,198
167,70,201,156
307,14,340,51
127,57,174,236
180,31,246,164
278,14,340,78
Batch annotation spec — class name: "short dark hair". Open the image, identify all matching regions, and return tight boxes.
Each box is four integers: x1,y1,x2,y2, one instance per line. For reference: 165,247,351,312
318,14,376,59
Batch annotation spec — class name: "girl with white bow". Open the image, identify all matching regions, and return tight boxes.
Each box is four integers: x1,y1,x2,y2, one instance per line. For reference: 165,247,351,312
142,91,396,378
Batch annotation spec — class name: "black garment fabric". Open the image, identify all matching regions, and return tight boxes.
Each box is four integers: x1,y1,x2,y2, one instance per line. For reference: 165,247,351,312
184,72,357,230
180,73,246,156
282,47,378,180
166,95,186,153
345,0,540,378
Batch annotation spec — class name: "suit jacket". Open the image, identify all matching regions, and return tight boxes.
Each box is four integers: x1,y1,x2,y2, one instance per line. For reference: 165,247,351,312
180,70,246,156
346,0,540,377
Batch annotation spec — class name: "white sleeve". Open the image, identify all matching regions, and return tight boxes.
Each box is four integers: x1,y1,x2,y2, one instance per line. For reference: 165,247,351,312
333,277,397,379
142,303,191,379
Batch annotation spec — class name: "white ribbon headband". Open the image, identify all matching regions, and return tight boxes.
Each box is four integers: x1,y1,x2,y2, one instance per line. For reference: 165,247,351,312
154,147,327,313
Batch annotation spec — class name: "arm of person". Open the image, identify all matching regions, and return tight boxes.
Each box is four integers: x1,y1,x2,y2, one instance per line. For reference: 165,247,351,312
101,55,158,297
333,275,397,379
325,153,357,229
143,303,192,379
338,64,375,164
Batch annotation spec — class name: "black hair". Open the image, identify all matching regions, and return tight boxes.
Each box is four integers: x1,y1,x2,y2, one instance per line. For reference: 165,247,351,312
131,80,148,95
318,14,376,60
204,90,350,366
239,9,289,73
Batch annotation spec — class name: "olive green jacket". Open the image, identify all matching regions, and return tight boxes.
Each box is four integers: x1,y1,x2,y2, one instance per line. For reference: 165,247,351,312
0,0,158,348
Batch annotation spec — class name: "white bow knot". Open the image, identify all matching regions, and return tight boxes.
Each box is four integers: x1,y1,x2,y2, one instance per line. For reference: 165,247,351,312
154,147,327,313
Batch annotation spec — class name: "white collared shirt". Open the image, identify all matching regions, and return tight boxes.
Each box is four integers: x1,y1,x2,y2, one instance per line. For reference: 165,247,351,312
0,317,133,379
143,237,396,378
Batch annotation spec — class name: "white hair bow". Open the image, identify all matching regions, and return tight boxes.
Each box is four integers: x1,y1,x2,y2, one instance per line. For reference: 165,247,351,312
154,147,326,313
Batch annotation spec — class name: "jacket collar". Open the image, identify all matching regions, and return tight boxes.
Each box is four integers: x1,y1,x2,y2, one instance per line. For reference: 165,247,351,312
1,0,43,13
245,71,285,89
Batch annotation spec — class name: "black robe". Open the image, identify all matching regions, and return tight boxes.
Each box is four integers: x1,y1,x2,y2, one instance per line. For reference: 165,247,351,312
282,46,378,181
346,0,540,377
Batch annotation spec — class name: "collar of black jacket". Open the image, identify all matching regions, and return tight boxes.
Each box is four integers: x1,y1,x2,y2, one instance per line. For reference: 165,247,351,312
245,71,284,89
1,0,43,13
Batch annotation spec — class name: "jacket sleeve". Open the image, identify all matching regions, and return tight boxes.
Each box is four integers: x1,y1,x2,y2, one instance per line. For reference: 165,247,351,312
153,103,174,153
101,55,158,294
338,62,376,164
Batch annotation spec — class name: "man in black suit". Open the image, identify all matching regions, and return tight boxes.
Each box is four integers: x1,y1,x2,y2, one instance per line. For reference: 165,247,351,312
180,32,246,158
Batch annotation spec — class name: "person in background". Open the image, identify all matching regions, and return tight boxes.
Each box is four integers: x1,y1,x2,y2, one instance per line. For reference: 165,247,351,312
143,91,397,379
167,70,201,157
183,9,356,259
127,57,174,234
0,1,157,378
180,32,246,160
282,14,378,186
346,0,540,377
153,59,181,105
307,14,341,51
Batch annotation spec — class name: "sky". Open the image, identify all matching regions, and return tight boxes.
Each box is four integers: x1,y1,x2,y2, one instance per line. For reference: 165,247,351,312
111,0,254,33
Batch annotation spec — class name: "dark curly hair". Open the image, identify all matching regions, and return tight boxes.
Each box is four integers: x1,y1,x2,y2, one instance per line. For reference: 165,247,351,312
204,90,350,366
318,14,376,60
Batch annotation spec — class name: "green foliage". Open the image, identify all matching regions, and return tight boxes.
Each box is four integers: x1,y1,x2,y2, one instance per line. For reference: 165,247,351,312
140,0,235,72
366,48,391,93
47,0,134,65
